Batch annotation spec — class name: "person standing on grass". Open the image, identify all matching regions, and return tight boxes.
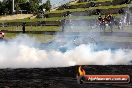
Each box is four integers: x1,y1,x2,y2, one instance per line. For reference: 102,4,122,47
98,15,103,22
126,11,130,25
98,15,106,31
106,14,114,32
22,22,26,33
61,19,66,32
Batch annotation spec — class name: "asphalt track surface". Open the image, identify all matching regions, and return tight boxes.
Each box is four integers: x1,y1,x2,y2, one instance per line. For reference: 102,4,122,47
46,32,132,50
57,32,132,37
96,42,132,49
0,65,131,88
0,31,131,88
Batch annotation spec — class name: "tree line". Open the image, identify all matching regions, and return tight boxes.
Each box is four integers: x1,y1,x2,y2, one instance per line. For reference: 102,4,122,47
0,0,51,15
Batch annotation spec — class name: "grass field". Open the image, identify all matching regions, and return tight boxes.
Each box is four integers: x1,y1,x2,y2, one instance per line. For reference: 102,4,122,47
0,14,123,23
4,25,132,43
48,4,129,13
71,0,112,5
1,26,60,43
5,33,55,43
0,3,129,23
0,26,60,31
0,0,131,42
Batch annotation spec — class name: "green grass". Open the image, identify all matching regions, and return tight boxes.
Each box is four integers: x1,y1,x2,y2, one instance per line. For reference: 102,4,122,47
71,2,87,5
0,18,45,23
0,3,129,23
0,17,65,22
73,0,112,5
5,33,55,43
4,25,132,43
44,14,122,21
0,13,122,24
45,14,120,21
95,0,112,2
0,0,131,43
5,33,19,39
0,26,60,31
49,4,129,13
25,26,60,31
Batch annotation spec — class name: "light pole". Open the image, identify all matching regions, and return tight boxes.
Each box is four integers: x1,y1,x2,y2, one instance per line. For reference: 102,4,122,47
12,0,15,13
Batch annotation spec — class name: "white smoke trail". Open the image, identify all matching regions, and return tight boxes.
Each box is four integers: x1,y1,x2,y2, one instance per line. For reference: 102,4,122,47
0,35,132,68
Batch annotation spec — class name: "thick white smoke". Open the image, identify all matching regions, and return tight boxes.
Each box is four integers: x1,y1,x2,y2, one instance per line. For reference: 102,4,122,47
0,35,132,68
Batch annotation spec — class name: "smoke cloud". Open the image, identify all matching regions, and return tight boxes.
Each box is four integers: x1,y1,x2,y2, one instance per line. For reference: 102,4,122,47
0,35,131,68
1,9,132,68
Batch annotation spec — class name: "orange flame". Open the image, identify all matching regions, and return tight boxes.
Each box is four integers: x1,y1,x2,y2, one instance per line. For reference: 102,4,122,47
78,66,86,76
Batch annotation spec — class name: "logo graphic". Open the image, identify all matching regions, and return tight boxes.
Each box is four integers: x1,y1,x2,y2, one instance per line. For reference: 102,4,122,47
77,66,130,84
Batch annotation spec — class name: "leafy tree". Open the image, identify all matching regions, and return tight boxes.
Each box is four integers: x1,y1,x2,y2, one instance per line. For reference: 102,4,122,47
0,0,51,15
14,0,29,13
45,0,51,12
15,4,21,14
19,2,30,12
39,3,46,11
29,0,39,13
0,1,4,15
15,0,28,3
15,0,40,13
2,0,12,14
